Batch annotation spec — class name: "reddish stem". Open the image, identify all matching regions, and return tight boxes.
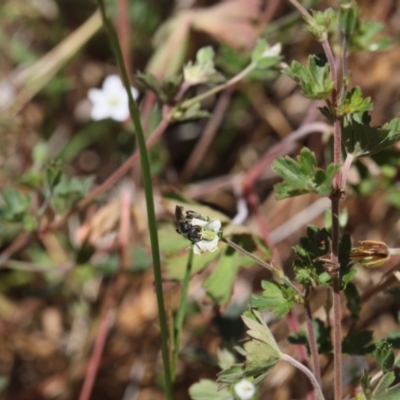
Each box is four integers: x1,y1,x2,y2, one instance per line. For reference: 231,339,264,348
78,190,131,400
78,309,113,400
117,0,131,78
245,184,316,400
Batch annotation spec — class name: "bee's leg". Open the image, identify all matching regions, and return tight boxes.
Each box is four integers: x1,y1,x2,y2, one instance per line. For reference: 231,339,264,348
194,242,203,254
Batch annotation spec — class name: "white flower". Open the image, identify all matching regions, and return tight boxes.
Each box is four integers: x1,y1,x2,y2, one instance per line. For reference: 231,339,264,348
262,42,282,58
191,217,222,255
206,219,221,233
87,75,139,122
193,235,219,255
234,379,255,400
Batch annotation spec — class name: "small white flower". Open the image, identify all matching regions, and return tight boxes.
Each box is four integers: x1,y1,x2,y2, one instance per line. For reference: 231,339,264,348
87,74,139,122
190,217,222,255
206,219,221,233
369,43,379,51
234,379,256,400
191,218,208,227
193,235,219,255
262,42,282,58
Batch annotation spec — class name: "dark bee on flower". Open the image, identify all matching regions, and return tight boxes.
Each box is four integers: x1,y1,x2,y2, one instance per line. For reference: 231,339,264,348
175,205,203,243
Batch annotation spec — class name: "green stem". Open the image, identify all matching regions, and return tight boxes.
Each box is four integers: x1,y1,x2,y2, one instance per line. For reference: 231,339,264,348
304,295,321,385
172,246,194,379
96,2,173,399
179,62,256,111
288,0,314,24
222,237,303,299
281,353,325,400
339,35,349,104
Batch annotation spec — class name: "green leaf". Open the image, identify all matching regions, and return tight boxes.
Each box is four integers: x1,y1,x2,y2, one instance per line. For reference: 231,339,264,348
203,234,269,306
240,310,281,384
293,226,330,287
189,379,233,400
217,365,245,386
250,280,295,316
344,282,361,321
314,318,333,354
375,341,395,373
251,39,282,69
32,141,48,165
284,55,334,99
337,87,373,116
45,160,63,190
339,0,358,35
372,372,400,400
0,187,31,223
50,175,93,214
218,310,280,386
184,46,225,86
217,348,236,370
342,331,374,355
342,115,400,158
349,20,391,52
293,227,352,288
288,330,309,351
136,71,182,103
0,376,9,395
204,246,240,305
307,8,336,42
165,245,223,280
360,369,372,398
170,102,210,122
272,147,341,199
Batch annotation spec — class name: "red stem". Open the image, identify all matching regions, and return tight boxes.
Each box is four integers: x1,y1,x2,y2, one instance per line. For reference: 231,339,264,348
322,36,343,400
117,0,131,77
78,309,113,400
330,195,342,400
78,190,131,400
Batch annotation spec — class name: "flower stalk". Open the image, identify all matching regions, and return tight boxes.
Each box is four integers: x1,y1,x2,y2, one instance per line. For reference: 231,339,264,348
281,353,326,400
96,1,173,398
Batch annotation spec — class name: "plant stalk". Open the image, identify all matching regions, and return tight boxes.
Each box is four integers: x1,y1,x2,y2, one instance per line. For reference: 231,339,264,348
281,353,326,400
179,62,256,110
288,0,314,24
222,237,303,299
96,1,173,398
304,296,321,385
330,195,342,400
172,246,194,379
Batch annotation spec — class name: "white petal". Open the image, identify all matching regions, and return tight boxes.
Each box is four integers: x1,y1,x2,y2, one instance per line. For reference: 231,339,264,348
234,379,255,400
87,88,106,105
88,89,111,120
193,236,219,255
191,218,207,227
109,103,130,121
90,102,111,120
262,42,282,58
206,219,221,233
131,86,139,100
102,74,123,93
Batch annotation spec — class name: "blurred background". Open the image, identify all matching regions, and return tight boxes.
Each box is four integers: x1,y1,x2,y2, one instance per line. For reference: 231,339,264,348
1,0,400,399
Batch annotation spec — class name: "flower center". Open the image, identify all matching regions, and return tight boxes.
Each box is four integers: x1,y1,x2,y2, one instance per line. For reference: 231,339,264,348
108,95,120,107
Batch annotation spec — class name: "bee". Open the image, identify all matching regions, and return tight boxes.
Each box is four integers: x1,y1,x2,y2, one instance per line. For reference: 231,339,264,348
175,205,203,243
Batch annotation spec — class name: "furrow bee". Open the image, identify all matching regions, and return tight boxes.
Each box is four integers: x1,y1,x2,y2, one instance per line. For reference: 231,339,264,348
175,205,203,243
